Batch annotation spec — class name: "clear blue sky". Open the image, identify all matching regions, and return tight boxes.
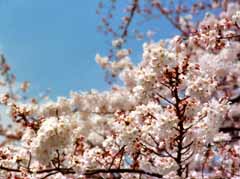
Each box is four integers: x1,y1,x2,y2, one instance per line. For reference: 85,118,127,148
0,0,179,98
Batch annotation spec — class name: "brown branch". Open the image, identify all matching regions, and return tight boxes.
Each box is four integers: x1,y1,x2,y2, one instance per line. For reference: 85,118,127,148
121,0,139,39
41,171,59,179
0,165,75,175
218,34,240,41
140,142,168,158
108,145,125,169
156,92,175,105
170,67,193,177
219,127,240,132
85,168,163,178
0,165,163,178
152,1,188,36
201,144,211,179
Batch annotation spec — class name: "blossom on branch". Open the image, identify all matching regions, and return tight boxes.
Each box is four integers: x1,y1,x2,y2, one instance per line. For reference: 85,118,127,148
0,1,239,179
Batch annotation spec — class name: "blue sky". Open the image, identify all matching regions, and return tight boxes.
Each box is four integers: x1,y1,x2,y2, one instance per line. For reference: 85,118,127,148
0,0,179,98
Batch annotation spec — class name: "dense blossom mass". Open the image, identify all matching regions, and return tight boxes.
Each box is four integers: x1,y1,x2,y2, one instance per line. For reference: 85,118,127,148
0,1,239,179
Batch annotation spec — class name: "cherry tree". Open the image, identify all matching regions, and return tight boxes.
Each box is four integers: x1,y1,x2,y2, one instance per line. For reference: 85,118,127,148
0,1,239,179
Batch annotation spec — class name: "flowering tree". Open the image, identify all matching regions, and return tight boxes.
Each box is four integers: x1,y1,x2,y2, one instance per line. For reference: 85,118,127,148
0,1,239,179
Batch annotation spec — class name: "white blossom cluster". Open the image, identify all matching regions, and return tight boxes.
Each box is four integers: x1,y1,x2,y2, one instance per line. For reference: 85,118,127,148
30,116,79,164
95,53,132,75
232,10,240,27
0,2,239,179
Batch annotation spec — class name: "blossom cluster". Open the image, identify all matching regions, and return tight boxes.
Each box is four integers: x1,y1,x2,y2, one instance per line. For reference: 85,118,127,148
0,2,239,179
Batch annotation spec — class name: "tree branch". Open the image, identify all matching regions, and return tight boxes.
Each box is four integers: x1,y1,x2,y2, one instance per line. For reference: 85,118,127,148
0,165,163,178
85,168,163,178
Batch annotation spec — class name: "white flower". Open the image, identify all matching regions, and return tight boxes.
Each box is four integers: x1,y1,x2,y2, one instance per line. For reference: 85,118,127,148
96,53,132,75
232,11,240,26
186,75,217,101
112,38,124,48
116,49,130,59
143,42,177,71
31,117,78,164
213,132,231,142
111,57,132,74
95,54,109,68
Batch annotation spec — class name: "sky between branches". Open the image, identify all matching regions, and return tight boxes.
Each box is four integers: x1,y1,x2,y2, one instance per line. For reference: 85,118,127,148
0,0,185,98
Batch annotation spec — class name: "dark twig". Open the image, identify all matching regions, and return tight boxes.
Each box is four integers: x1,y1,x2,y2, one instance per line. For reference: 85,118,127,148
85,168,163,178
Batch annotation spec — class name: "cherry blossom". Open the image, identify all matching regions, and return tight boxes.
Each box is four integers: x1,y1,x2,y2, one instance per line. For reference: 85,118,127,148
0,1,239,179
